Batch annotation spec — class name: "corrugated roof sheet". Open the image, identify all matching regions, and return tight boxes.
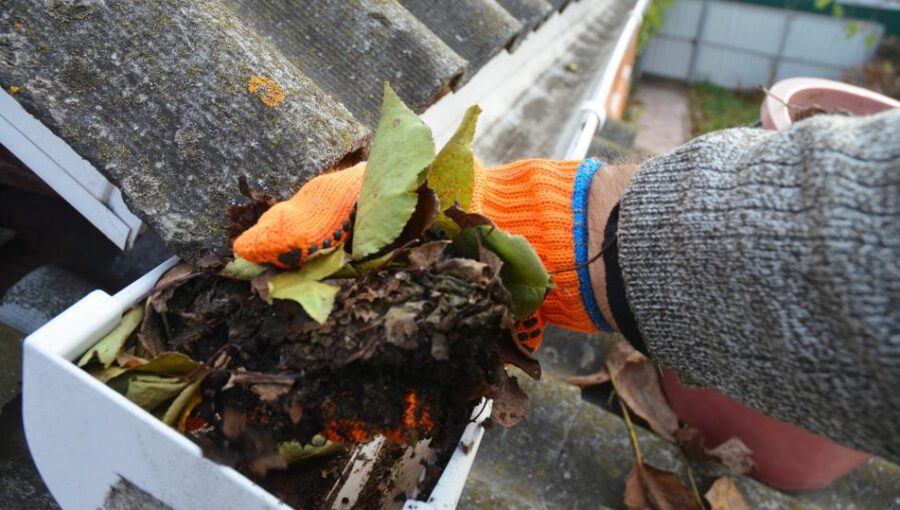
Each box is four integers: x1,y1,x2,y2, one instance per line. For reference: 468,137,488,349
225,0,467,126
397,0,523,81
0,0,369,261
0,0,608,262
496,0,555,32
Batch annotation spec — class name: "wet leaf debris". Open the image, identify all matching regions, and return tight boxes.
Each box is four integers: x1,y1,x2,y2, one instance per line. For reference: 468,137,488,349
76,84,552,506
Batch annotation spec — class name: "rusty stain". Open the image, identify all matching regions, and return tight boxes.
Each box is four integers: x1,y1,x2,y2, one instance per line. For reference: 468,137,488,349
247,75,285,107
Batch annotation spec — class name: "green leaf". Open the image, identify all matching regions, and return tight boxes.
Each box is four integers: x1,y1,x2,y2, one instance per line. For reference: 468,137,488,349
831,3,844,19
124,352,200,375
352,83,435,259
353,250,396,272
93,352,200,384
814,0,831,10
78,307,144,368
221,256,267,279
278,281,340,324
163,373,207,426
268,249,346,323
429,105,480,237
279,437,346,465
454,226,553,319
121,374,188,412
865,32,877,49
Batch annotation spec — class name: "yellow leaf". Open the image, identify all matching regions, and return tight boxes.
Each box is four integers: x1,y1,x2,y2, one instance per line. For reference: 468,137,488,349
78,307,144,368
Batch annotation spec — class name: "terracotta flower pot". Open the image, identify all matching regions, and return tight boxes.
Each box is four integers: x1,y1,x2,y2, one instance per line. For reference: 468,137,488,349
660,78,897,491
760,77,900,130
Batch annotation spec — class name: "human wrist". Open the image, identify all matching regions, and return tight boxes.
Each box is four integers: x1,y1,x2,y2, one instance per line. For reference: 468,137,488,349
586,163,639,331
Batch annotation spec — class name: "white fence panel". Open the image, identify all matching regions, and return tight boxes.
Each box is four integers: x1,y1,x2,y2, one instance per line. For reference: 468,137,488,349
694,45,773,89
783,14,881,66
640,38,694,80
703,2,787,53
641,0,887,90
775,60,846,82
659,0,704,37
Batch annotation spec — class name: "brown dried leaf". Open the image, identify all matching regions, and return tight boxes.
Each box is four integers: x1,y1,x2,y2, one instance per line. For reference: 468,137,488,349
288,400,303,425
151,263,195,313
607,341,678,441
444,203,495,230
137,298,166,358
251,383,292,402
675,426,754,475
477,243,503,277
496,331,541,380
407,240,450,270
222,407,246,441
384,304,421,349
491,371,530,427
225,372,296,390
247,452,288,478
250,273,274,302
396,185,439,245
624,463,702,510
710,438,754,475
225,176,277,240
705,476,748,510
674,425,711,463
563,369,610,388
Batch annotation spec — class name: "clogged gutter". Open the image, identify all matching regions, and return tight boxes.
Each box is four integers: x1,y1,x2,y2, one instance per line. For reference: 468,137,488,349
75,85,551,508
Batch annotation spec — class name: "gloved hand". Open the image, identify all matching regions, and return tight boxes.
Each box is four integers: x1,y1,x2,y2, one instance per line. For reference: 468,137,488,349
234,158,615,350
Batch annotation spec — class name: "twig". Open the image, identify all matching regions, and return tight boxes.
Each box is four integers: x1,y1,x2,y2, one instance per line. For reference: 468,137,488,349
760,85,795,109
681,451,704,509
608,360,642,466
549,234,618,275
133,272,202,306
372,239,420,272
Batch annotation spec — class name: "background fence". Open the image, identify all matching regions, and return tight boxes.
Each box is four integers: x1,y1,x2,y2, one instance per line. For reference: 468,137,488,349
640,0,891,89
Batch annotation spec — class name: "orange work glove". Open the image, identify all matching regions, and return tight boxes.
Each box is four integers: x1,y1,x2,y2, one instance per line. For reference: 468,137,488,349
233,158,613,350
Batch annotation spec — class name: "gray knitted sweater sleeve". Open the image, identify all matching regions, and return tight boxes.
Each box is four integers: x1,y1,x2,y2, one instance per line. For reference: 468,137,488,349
617,109,900,461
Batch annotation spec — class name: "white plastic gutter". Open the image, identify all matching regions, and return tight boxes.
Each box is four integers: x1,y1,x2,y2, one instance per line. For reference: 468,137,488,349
563,0,651,160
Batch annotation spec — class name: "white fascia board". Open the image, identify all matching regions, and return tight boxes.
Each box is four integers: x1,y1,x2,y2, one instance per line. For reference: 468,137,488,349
0,88,141,250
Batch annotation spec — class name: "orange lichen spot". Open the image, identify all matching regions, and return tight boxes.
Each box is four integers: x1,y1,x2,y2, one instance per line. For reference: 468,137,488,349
8,85,21,95
247,75,285,107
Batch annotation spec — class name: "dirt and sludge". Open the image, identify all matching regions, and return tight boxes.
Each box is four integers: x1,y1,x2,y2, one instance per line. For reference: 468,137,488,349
77,87,545,508
119,235,535,507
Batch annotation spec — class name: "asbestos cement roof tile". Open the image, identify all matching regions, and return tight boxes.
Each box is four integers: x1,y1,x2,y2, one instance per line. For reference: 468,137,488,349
0,0,370,262
397,0,524,82
224,0,467,127
495,0,555,32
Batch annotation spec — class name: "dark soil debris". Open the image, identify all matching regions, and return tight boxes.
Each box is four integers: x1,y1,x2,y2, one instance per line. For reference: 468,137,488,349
143,241,531,508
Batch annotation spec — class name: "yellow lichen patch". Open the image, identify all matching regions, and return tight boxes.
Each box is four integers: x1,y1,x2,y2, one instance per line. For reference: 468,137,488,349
247,75,285,108
8,85,20,95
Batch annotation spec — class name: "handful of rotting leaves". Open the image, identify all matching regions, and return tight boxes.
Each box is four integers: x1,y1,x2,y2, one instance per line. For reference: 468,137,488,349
77,84,552,502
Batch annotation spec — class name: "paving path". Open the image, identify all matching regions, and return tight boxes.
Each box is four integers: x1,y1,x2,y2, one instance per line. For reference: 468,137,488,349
633,79,691,155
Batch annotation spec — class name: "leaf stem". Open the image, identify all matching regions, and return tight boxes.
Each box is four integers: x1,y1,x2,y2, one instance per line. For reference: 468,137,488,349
548,234,617,275
133,272,201,307
681,451,704,509
608,361,642,466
